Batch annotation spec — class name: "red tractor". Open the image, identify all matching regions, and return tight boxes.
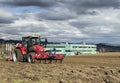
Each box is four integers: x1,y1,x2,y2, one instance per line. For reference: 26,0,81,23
11,36,65,63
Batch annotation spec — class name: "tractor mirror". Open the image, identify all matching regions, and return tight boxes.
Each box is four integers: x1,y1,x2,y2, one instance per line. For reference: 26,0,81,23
44,38,48,47
45,38,48,43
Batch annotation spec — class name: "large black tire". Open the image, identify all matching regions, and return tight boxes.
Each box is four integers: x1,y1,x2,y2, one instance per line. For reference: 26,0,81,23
14,49,23,62
27,52,35,63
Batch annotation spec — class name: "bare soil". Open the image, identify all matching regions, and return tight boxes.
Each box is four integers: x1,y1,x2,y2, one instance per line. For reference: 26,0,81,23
0,52,120,83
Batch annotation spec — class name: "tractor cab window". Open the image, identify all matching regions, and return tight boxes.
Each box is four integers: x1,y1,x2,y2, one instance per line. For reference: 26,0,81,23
40,38,47,47
31,37,40,45
22,38,29,47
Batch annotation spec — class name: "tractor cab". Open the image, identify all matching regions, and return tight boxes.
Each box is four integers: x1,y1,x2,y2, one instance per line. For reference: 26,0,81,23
22,36,47,48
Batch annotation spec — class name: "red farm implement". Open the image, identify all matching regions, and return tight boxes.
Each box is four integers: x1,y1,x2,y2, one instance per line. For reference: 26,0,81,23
6,35,65,63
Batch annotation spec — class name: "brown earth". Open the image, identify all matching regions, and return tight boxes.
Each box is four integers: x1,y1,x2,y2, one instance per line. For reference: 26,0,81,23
0,52,120,83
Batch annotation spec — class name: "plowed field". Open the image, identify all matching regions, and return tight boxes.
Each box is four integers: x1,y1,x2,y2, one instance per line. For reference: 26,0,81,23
0,52,120,83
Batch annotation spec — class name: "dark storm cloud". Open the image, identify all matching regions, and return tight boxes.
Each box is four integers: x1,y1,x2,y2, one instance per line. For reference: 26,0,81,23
0,0,57,7
1,29,20,35
2,0,120,8
80,0,120,8
1,0,120,15
70,20,120,29
60,0,120,8
0,8,17,24
20,11,77,21
0,17,16,24
38,11,76,21
0,19,13,24
70,21,93,28
0,0,120,22
58,0,120,15
0,25,22,35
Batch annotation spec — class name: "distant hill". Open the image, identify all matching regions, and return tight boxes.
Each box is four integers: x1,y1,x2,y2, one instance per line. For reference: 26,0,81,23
0,39,4,43
0,39,21,44
97,43,120,52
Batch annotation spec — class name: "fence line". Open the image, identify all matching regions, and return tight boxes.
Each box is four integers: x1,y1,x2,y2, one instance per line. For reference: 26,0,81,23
0,43,15,56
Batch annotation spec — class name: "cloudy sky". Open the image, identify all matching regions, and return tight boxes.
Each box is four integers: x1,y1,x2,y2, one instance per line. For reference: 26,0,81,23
0,0,120,45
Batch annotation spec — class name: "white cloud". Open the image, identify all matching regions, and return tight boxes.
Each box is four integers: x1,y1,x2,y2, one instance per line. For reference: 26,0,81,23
0,8,16,23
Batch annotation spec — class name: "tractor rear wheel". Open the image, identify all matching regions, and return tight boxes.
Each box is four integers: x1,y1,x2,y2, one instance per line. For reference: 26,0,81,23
27,52,35,63
14,49,23,62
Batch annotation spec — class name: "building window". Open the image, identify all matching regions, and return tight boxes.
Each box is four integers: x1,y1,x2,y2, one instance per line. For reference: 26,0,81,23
91,47,96,48
56,50,62,52
46,50,62,52
46,46,65,48
65,50,72,52
80,50,94,52
73,46,77,48
73,46,87,48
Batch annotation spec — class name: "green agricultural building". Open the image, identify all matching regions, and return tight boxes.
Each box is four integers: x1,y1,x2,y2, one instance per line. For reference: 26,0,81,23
45,43,97,56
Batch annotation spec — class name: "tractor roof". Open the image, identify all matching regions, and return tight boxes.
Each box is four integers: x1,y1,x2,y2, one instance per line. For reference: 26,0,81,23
22,36,39,38
23,33,40,38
